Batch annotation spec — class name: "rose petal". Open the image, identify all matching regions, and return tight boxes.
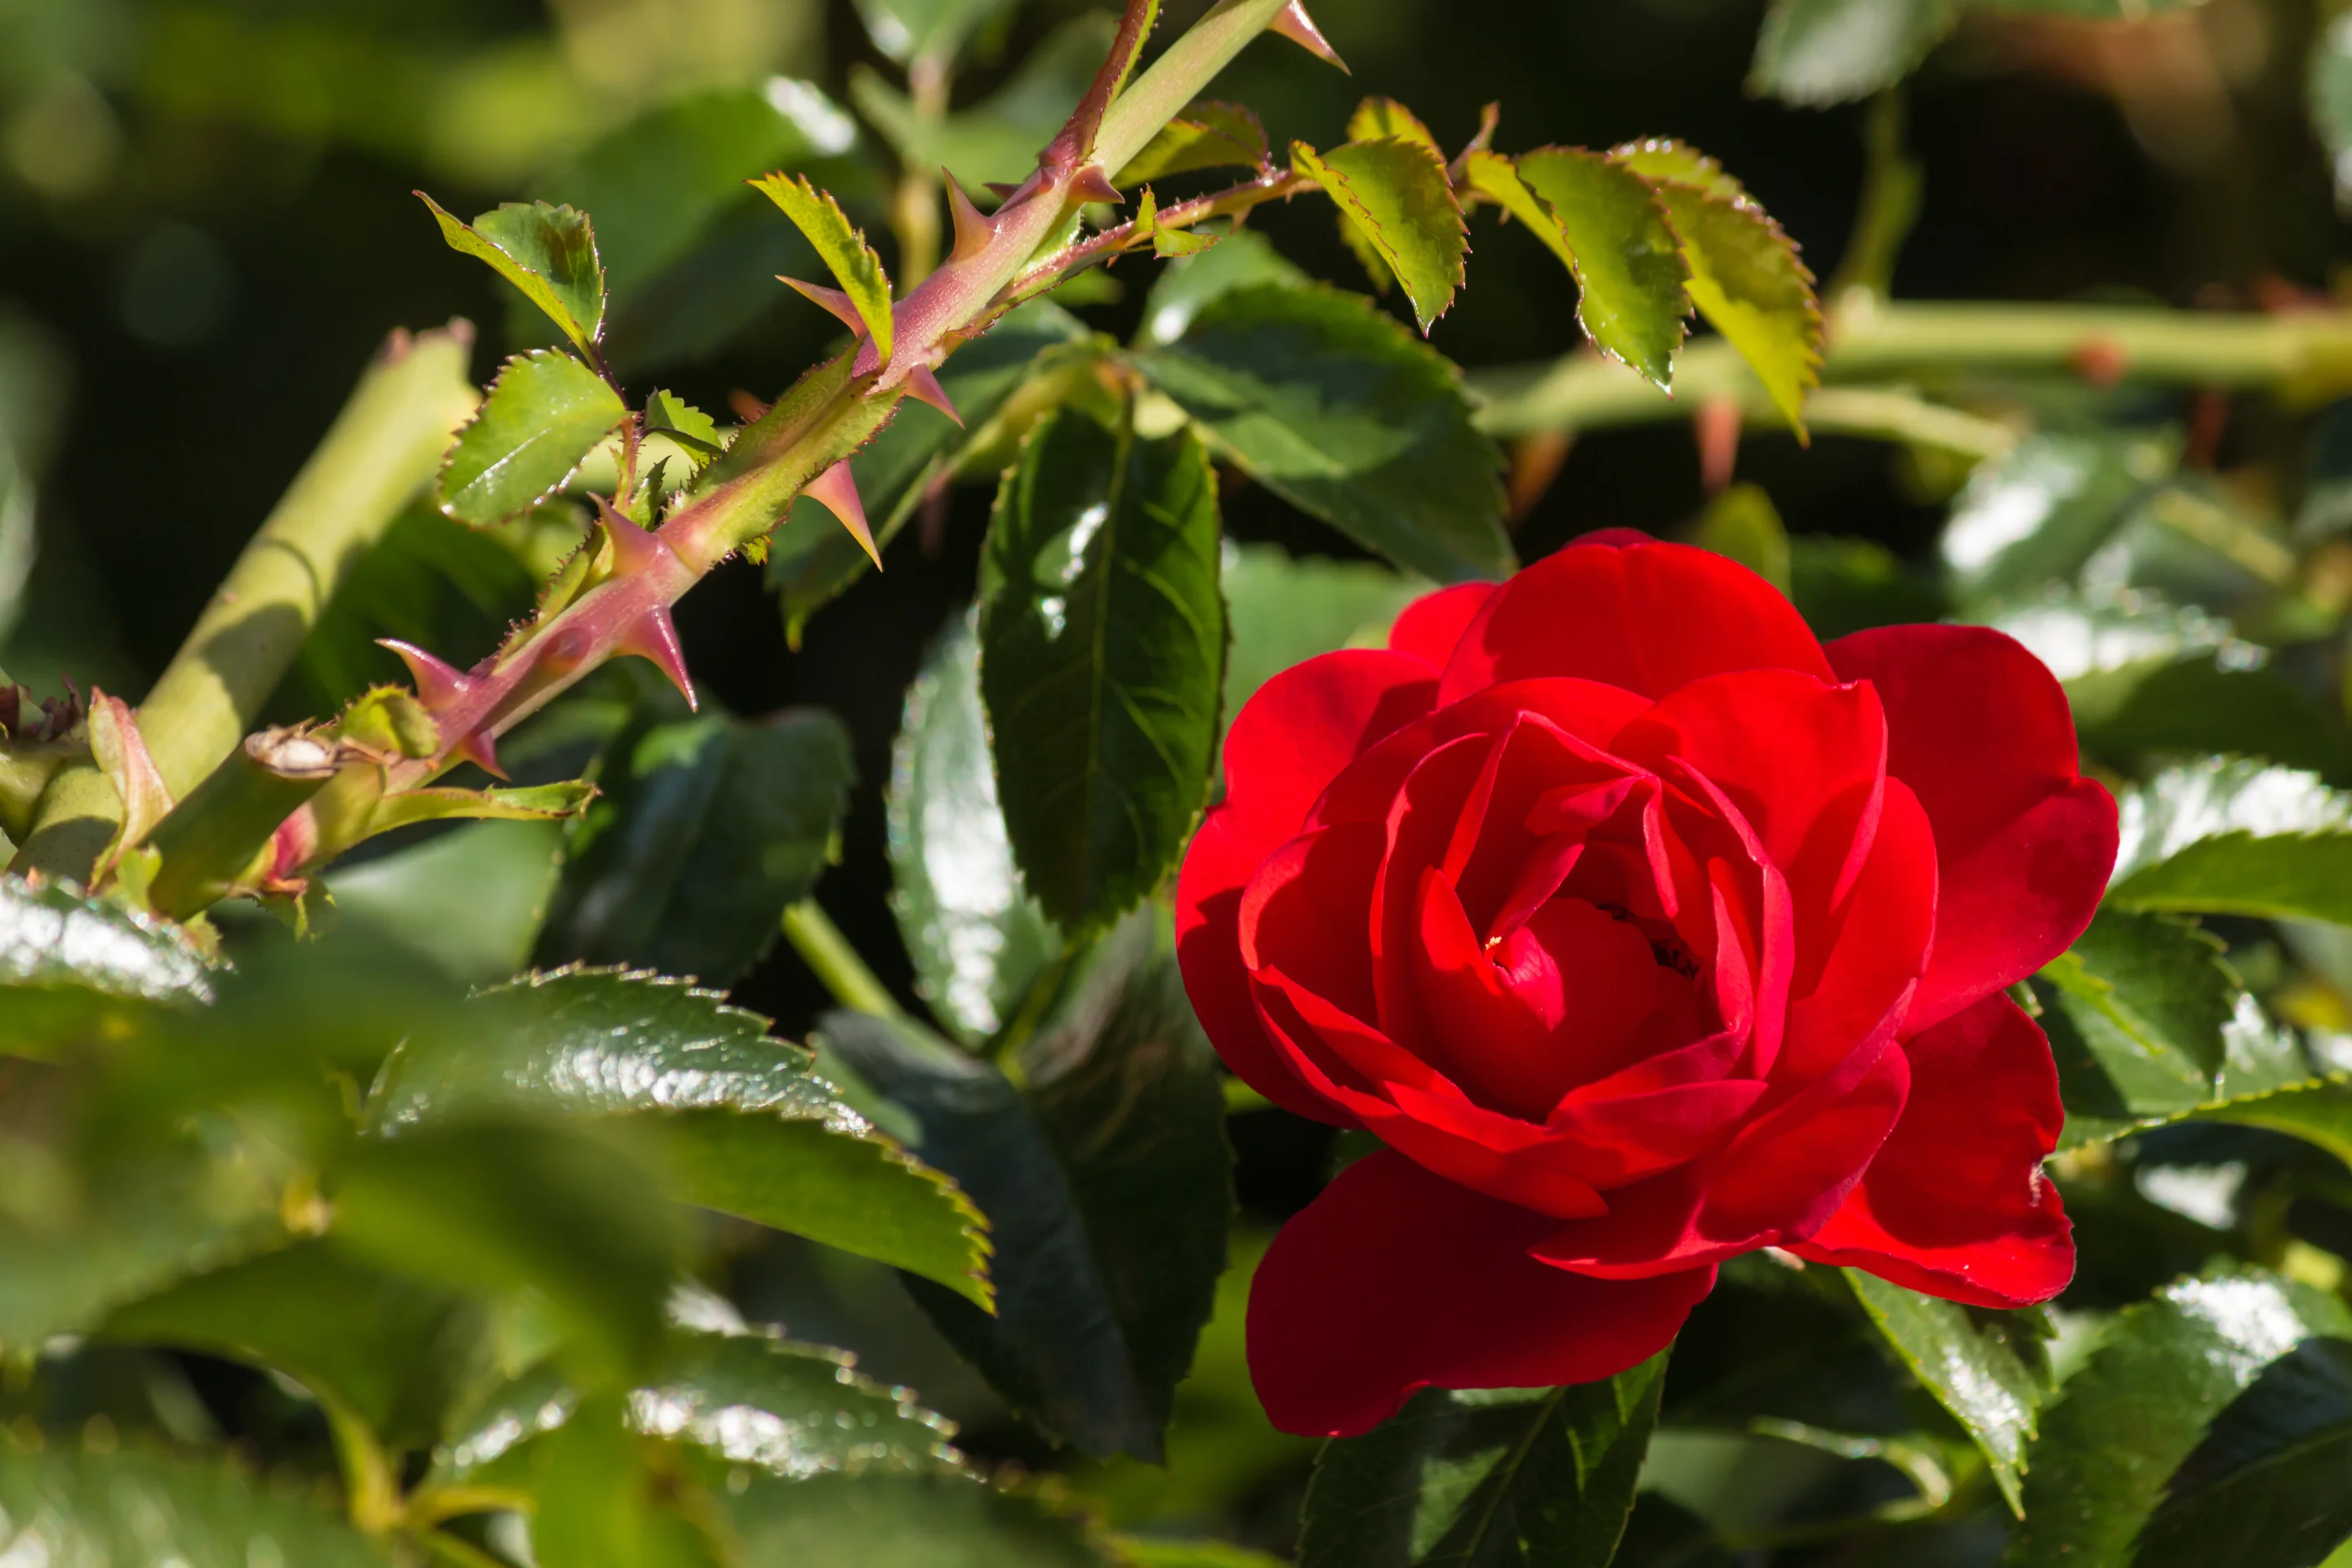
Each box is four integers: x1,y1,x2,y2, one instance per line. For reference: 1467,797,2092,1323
1780,777,1937,1085
1440,540,1833,705
1827,624,2116,1033
1390,582,1498,668
1247,1150,1716,1437
1178,651,1436,1120
1788,991,2073,1307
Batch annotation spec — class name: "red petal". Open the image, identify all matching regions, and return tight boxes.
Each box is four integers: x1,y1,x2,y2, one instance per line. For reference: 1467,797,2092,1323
1177,652,1435,1121
1247,1150,1716,1436
1389,582,1497,669
1440,540,1832,705
1828,625,2116,1034
1780,777,1936,1085
1788,992,2073,1307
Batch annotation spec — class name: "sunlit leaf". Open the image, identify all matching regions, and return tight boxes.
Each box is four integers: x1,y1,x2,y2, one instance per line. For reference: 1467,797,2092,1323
1135,283,1512,583
752,172,894,362
2107,762,2352,924
1463,148,1688,390
420,195,607,358
527,1390,730,1568
0,872,212,1058
438,350,627,528
1843,1272,2050,1516
1291,138,1468,334
1115,100,1270,185
1940,430,2176,602
978,404,1226,934
1137,230,1310,346
1298,1352,1668,1566
1346,97,1441,155
0,1446,396,1567
1750,0,1958,106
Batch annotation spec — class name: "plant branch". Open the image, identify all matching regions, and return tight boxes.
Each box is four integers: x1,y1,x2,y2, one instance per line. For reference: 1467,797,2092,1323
1005,170,1311,302
1094,0,1295,178
11,324,479,880
782,900,902,1019
1470,301,2352,440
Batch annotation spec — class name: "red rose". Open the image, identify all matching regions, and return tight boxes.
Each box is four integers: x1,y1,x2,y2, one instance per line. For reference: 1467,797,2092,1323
1176,535,2117,1437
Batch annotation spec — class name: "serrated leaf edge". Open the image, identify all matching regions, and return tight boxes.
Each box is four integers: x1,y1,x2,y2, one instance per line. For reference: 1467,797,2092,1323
435,350,627,529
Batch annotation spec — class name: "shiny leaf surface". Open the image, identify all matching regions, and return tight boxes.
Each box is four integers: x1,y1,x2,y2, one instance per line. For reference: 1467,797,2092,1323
1291,137,1467,333
437,349,627,528
0,1446,395,1567
1844,1271,2051,1516
421,196,607,357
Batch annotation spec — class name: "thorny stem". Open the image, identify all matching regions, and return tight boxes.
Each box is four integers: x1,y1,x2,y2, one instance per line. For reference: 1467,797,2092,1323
1006,170,1312,303
782,900,903,1020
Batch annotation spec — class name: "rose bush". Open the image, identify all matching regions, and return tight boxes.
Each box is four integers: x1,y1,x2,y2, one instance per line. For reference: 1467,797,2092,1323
1176,533,2118,1437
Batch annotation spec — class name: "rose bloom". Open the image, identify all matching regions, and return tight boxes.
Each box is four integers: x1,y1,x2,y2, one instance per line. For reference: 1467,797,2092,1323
1176,534,2117,1437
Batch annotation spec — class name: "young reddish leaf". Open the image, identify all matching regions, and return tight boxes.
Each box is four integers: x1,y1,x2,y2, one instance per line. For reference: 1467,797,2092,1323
418,195,607,359
1613,141,1822,434
751,172,895,363
437,350,629,528
1113,100,1272,185
1463,148,1689,391
1291,137,1468,333
87,691,173,886
1346,96,1440,157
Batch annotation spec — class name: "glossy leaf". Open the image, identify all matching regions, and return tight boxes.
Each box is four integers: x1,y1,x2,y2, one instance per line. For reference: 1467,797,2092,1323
2011,1268,2352,1568
722,1472,1116,1566
2135,1334,2352,1567
2112,809,2352,925
2203,1082,2352,1169
1844,1271,2051,1516
978,405,1226,934
1135,283,1512,583
1116,100,1271,185
1463,148,1689,390
1291,138,1468,333
1298,1352,1669,1567
823,911,1232,1462
0,871,212,1057
536,706,855,987
889,612,1060,1045
753,172,893,361
1750,0,1958,106
2111,759,2352,884
421,196,607,357
1222,541,1422,724
372,968,993,1307
1137,230,1310,347
1940,431,2172,603
0,1446,395,1567
438,349,627,528
1618,151,1821,432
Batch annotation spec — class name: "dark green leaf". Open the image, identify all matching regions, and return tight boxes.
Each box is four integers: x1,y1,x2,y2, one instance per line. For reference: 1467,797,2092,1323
2203,1082,2352,1168
1137,230,1310,348
1463,148,1688,390
978,404,1226,933
825,910,1232,1461
421,196,607,358
1844,1271,2051,1516
99,1240,491,1453
0,871,211,1058
324,817,567,985
2113,833,2352,927
768,301,1092,642
722,1472,1116,1566
2038,908,2242,1129
1135,283,1512,584
372,968,993,1307
437,350,626,528
1116,1540,1289,1567
527,1390,730,1568
2011,1267,2352,1568
1750,0,1958,106
1116,101,1272,186
536,706,854,987
1291,138,1468,334
2083,659,2352,785
1939,430,2173,603
0,1446,395,1566
1222,542,1421,724
889,612,1061,1045
1298,1352,1669,1568
2133,1335,2352,1568
1786,535,1948,640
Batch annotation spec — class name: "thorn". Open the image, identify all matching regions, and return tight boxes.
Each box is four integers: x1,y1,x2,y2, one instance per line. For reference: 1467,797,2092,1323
594,496,689,581
1270,1,1348,72
778,276,869,338
378,638,478,713
1066,165,1122,207
986,181,1022,199
454,727,509,781
614,604,697,710
905,364,964,427
804,461,882,570
945,174,994,264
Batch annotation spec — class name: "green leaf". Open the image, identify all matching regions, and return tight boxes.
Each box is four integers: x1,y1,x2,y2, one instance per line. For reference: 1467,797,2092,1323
0,1446,396,1567
824,910,1232,1461
2135,1334,2352,1568
420,195,607,358
437,350,627,528
372,967,992,1308
1750,0,1958,106
1222,542,1422,724
1693,482,1793,595
0,872,212,1058
2203,1081,2352,1169
1615,148,1822,433
644,389,724,470
978,404,1226,934
536,706,854,987
325,818,567,985
752,172,894,362
1348,97,1443,155
889,612,1061,1045
1116,1541,1289,1567
527,1390,729,1568
1134,283,1512,584
1939,430,2173,602
100,1240,490,1453
1463,148,1689,390
1291,138,1468,334
1786,535,1948,640
2110,758,2352,884
1298,1352,1669,1567
2315,11,2352,212
851,16,1113,191
1116,100,1271,186
768,301,1092,642
853,0,1020,65
2011,1267,2352,1568
1137,230,1311,347
2113,835,2352,927
722,1472,1117,1566
1843,1271,2051,1516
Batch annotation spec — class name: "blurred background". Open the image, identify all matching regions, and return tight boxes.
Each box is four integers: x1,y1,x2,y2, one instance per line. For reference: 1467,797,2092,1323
2,0,2347,1553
